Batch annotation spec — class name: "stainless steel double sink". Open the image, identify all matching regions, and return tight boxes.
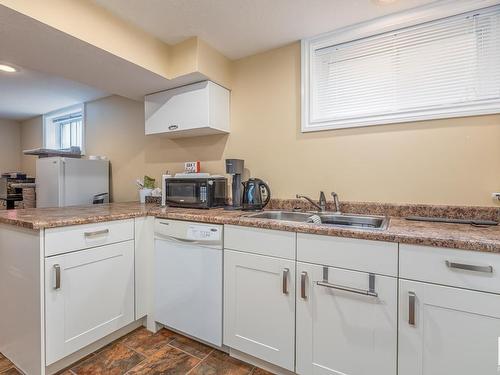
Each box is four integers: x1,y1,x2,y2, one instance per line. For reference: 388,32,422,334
247,210,388,230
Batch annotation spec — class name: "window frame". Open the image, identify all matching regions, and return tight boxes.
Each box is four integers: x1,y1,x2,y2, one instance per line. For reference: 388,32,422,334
43,103,86,154
301,0,500,132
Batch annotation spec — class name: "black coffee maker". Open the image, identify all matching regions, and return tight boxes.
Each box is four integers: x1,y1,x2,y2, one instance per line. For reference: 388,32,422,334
242,178,271,211
225,159,245,210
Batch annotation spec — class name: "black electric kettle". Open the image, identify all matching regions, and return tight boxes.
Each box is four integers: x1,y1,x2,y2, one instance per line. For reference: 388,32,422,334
242,178,271,211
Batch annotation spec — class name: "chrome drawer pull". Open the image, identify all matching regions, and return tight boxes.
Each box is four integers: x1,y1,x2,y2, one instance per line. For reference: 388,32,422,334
316,281,378,297
282,268,289,295
300,271,308,299
317,267,378,297
408,292,416,326
54,264,61,290
445,260,493,273
84,229,110,238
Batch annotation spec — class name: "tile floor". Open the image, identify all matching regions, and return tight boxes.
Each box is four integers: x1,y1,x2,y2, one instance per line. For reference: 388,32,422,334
0,327,274,375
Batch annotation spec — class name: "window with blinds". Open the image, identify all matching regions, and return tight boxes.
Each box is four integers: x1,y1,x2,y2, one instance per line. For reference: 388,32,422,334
43,104,85,152
302,4,500,131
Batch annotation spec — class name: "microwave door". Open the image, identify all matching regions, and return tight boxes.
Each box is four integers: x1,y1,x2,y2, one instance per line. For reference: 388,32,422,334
166,181,200,206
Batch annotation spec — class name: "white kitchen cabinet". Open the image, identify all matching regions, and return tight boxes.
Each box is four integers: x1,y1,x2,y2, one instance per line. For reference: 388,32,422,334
45,241,135,365
224,249,295,371
145,80,230,138
296,262,398,375
399,279,500,375
134,216,154,322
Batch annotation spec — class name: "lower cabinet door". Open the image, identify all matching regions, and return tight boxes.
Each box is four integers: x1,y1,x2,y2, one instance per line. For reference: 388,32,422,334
399,279,500,375
296,262,397,375
45,241,135,365
223,250,295,371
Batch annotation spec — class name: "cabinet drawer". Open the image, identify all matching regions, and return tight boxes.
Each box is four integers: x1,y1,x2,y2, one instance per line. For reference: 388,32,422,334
45,219,134,257
400,244,500,294
297,233,398,277
224,225,295,259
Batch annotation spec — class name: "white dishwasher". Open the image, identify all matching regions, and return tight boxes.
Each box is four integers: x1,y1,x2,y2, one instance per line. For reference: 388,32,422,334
154,219,223,346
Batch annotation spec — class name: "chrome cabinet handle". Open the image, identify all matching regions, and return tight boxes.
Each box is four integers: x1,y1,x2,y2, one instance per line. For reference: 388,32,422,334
54,264,61,290
300,271,308,299
408,291,416,326
84,229,109,238
317,280,378,297
317,267,378,297
445,260,493,273
282,268,289,295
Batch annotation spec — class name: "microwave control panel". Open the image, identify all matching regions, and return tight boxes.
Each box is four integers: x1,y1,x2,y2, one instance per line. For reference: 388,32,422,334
200,185,207,202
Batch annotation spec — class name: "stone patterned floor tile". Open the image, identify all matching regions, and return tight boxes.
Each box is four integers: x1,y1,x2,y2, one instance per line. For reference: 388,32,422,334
189,350,253,375
71,343,145,375
55,353,95,374
1,329,270,375
0,354,13,372
121,327,178,357
126,345,200,375
251,368,275,375
0,368,22,375
168,336,213,359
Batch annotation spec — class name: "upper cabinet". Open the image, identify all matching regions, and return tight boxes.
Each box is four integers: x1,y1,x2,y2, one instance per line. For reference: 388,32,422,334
145,80,230,138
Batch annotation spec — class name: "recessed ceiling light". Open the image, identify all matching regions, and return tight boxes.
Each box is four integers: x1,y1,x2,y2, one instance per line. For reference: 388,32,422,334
0,64,18,73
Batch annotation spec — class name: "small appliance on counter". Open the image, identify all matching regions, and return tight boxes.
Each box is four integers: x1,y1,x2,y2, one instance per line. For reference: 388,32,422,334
225,159,244,210
161,174,227,208
242,178,271,211
0,173,36,210
92,193,109,204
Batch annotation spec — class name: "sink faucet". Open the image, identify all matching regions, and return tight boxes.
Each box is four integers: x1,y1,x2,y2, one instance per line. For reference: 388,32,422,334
331,192,341,214
296,192,327,212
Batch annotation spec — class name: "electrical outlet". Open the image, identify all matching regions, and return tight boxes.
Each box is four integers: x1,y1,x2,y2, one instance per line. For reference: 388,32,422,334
492,192,500,201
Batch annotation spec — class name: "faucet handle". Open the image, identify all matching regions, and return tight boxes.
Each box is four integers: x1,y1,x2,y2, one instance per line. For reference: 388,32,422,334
319,191,326,201
330,192,341,214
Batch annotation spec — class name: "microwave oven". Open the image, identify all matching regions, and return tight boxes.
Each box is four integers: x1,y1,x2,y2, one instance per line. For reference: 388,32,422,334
162,176,227,208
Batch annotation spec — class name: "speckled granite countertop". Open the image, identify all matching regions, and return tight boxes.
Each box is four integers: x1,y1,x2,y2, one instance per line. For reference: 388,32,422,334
0,202,151,229
0,202,498,253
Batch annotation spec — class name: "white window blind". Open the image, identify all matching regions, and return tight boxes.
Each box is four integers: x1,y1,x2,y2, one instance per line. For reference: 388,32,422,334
303,4,500,131
43,104,85,152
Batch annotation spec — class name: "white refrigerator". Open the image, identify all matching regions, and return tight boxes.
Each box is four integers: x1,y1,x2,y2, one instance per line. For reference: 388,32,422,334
36,157,109,208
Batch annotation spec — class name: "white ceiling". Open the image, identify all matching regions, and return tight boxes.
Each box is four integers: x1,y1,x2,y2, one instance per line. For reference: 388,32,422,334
90,0,438,60
0,67,108,121
0,4,199,121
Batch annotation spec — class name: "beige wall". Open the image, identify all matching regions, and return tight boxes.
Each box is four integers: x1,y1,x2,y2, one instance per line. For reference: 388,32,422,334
20,116,43,177
227,43,500,207
18,42,500,207
0,119,21,172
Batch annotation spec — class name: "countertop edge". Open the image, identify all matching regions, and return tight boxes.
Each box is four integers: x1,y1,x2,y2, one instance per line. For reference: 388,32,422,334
0,206,498,253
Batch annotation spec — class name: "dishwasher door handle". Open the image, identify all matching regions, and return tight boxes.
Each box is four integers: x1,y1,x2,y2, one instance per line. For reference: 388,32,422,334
155,232,221,248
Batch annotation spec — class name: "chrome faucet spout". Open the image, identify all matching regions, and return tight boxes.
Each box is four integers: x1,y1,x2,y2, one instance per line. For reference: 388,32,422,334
319,191,326,211
296,193,325,212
